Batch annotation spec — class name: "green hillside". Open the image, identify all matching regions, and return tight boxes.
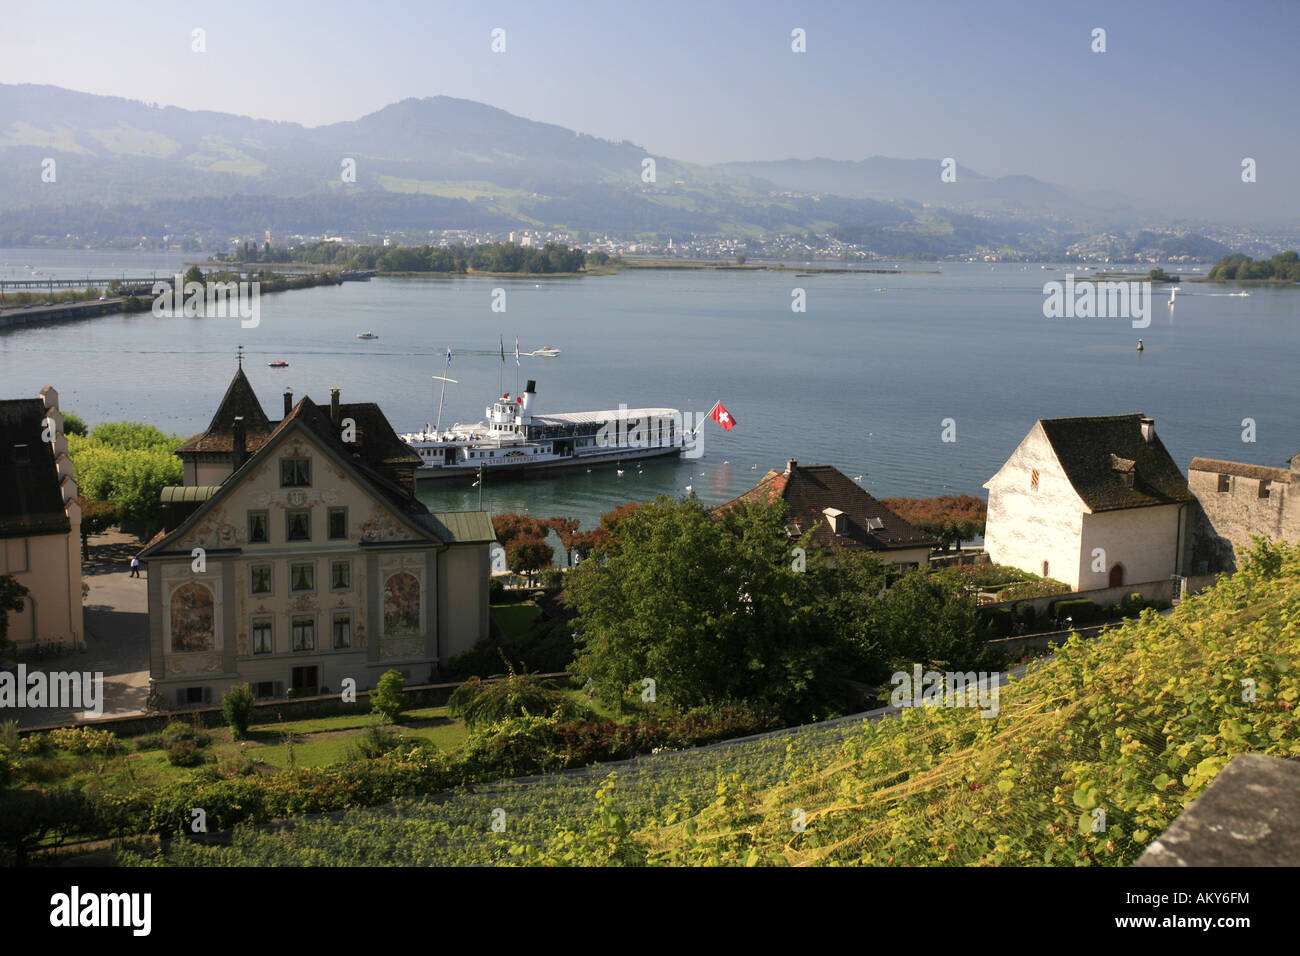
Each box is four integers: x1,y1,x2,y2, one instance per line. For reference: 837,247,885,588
128,539,1299,867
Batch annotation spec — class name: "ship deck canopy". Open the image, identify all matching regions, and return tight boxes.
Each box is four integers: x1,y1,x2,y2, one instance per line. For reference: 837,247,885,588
530,408,682,426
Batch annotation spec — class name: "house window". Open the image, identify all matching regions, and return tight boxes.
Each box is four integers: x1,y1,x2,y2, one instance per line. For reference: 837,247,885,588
255,681,276,700
250,564,272,595
1042,561,1049,577
12,443,30,465
331,560,351,591
248,510,269,543
280,457,311,487
1259,480,1271,499
251,616,273,655
1218,474,1231,493
286,510,311,541
328,507,347,540
290,562,315,592
291,615,315,651
332,612,353,649
185,686,205,705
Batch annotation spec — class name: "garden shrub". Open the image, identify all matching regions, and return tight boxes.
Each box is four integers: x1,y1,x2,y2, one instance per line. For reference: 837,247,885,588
162,720,210,749
351,724,404,760
371,670,406,723
1014,602,1037,630
978,606,1014,637
165,739,207,767
49,726,120,756
0,744,14,788
17,734,50,757
134,733,165,751
222,683,256,740
448,671,590,731
1051,598,1097,625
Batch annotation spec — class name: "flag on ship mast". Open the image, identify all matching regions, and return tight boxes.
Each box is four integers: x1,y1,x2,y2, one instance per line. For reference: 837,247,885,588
515,337,520,366
445,347,452,368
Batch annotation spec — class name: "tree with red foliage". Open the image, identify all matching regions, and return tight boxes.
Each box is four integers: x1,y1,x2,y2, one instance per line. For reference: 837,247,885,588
492,513,548,547
880,494,987,551
507,536,555,586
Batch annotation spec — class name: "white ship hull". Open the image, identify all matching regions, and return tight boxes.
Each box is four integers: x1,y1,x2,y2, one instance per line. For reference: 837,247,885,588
402,377,686,484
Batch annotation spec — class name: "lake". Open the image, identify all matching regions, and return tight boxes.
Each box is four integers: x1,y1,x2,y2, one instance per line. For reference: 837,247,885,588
2,249,1296,529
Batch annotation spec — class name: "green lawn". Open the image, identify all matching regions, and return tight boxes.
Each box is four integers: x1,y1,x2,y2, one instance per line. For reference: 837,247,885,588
19,705,471,790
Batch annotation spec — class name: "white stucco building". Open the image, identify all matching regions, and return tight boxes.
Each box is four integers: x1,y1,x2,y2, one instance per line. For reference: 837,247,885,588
983,415,1193,591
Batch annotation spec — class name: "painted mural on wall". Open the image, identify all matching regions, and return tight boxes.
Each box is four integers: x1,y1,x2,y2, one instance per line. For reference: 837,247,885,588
381,570,423,658
169,582,215,652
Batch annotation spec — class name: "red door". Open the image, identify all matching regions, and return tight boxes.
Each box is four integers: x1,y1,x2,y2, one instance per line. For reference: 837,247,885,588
1108,564,1124,587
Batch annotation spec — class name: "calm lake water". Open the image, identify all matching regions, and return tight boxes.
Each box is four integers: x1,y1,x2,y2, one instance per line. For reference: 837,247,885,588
2,249,1297,529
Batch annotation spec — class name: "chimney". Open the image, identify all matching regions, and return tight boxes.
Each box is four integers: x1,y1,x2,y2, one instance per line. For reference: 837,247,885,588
232,416,247,468
1140,417,1155,444
330,387,341,426
283,390,293,417
786,458,797,474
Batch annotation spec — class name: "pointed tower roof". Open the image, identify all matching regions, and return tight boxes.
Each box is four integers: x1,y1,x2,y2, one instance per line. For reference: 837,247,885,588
176,366,273,455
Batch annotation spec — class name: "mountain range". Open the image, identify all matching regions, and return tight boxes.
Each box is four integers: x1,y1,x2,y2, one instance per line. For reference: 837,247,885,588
0,84,1242,257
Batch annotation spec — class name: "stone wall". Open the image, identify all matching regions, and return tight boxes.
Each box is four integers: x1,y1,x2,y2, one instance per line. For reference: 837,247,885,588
1188,461,1300,573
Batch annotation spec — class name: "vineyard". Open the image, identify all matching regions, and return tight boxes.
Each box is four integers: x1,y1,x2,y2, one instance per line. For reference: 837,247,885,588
127,539,1300,866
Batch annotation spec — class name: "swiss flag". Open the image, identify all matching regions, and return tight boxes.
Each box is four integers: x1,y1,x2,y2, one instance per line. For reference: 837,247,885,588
710,401,737,431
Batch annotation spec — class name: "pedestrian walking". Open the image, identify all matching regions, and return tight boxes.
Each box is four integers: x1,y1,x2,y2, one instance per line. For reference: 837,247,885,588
129,555,141,578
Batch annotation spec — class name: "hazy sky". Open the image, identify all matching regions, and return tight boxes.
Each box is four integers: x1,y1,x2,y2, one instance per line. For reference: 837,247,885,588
2,0,1297,221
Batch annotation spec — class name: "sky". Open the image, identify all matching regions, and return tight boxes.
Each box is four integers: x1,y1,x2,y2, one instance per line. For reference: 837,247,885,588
1,0,1297,222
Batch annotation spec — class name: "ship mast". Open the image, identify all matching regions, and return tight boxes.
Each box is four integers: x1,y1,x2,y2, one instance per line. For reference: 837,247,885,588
433,346,457,435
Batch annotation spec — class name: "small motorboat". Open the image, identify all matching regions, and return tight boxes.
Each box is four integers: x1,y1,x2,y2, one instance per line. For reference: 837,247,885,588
356,331,379,339
532,345,561,357
268,360,289,368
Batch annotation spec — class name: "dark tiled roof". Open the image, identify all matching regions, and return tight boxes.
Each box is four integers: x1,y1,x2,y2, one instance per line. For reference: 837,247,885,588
716,464,939,552
143,394,439,557
176,367,273,455
0,398,70,538
1039,415,1193,511
1189,457,1292,484
261,396,425,518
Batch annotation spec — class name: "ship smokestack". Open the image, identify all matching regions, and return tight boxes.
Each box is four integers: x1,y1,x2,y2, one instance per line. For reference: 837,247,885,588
522,379,536,415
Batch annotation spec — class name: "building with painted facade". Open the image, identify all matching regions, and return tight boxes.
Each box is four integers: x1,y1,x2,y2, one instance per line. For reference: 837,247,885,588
139,367,494,708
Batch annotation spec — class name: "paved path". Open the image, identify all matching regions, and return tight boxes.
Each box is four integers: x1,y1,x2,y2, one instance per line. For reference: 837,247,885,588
9,531,150,728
